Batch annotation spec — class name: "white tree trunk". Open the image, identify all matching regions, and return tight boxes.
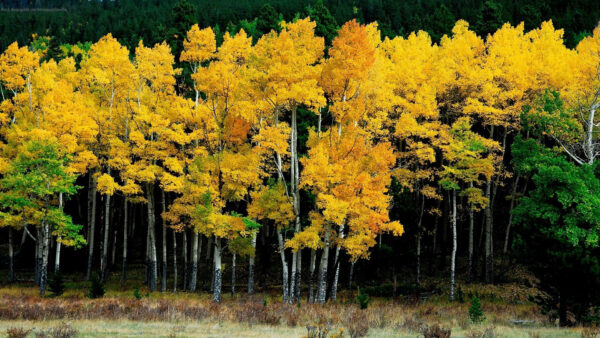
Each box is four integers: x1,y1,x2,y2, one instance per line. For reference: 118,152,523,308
308,248,316,303
248,233,257,294
277,229,289,303
100,193,111,282
54,193,63,273
121,199,128,286
146,185,158,291
189,231,199,292
86,174,97,281
450,190,457,301
316,223,331,304
212,237,223,303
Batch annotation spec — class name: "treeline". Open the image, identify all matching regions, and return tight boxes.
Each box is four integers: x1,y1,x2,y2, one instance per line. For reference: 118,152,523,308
1,0,600,51
1,13,600,326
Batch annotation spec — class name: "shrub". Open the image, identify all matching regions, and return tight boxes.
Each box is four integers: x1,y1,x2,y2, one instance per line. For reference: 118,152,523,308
422,324,451,338
87,274,105,299
6,327,32,338
48,271,65,296
469,296,485,323
133,286,142,300
356,290,370,310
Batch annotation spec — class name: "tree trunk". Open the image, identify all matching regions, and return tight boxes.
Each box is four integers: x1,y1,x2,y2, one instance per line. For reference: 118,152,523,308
182,230,187,291
100,193,111,282
290,106,301,303
54,193,64,272
502,175,521,264
248,233,257,294
8,228,14,282
348,261,355,289
308,248,316,302
121,199,128,286
231,252,236,298
35,228,41,285
276,229,289,303
161,191,167,292
173,229,178,292
468,183,475,282
40,220,50,295
86,174,97,281
295,249,301,302
416,194,425,284
146,184,158,292
484,179,494,284
212,237,223,303
189,231,199,292
331,223,345,301
316,223,331,304
450,190,457,302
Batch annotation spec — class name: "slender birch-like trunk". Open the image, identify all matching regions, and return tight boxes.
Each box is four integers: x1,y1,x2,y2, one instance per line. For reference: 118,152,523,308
8,228,14,282
54,193,63,272
100,193,111,282
182,230,187,291
86,174,97,281
121,199,128,286
146,184,158,291
248,233,257,294
468,183,474,281
161,191,167,292
316,223,331,304
173,229,178,292
213,237,223,303
308,248,316,302
331,223,345,301
231,252,236,297
416,194,425,284
450,190,457,301
189,231,199,292
277,229,289,303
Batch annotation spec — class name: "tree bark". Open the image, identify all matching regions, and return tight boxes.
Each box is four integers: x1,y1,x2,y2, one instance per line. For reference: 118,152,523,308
290,106,301,303
308,248,316,303
231,252,236,298
40,220,50,296
146,184,158,292
182,229,187,291
468,183,475,282
86,173,97,281
35,228,41,285
8,228,14,282
502,175,521,264
348,261,355,289
100,193,111,282
484,179,494,284
161,191,167,292
173,229,178,292
316,223,331,304
276,229,289,303
121,199,128,286
212,237,223,303
416,194,425,284
54,193,64,273
450,190,457,302
248,233,257,294
331,223,345,301
189,231,199,292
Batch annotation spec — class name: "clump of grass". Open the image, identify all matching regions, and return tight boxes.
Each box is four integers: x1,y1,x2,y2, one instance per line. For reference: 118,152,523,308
35,322,78,338
6,327,32,338
423,324,451,338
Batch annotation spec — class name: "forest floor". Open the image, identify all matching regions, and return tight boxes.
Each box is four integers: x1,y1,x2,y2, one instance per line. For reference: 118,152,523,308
0,269,592,337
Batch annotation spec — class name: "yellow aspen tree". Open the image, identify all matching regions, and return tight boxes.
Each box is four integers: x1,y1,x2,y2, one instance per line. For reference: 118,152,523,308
79,33,135,282
251,17,325,302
